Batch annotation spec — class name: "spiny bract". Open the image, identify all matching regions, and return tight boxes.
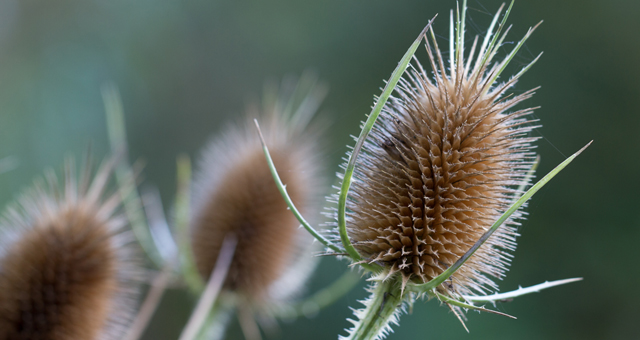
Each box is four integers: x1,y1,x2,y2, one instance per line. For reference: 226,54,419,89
345,2,540,299
0,157,140,340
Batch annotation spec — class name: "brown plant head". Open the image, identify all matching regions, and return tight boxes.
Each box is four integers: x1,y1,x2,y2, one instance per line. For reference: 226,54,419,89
0,157,140,340
345,10,540,297
190,74,326,306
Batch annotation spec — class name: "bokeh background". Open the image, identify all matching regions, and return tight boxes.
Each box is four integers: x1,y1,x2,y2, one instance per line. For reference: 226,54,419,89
0,0,637,339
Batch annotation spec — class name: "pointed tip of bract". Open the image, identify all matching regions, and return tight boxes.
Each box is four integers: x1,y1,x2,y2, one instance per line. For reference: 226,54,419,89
0,156,141,340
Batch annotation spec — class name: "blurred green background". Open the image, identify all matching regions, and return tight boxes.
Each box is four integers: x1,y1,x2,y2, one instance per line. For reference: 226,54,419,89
0,0,637,339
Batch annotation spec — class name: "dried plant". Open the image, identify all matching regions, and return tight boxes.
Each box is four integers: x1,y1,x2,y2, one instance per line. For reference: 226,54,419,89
258,1,590,339
188,74,328,338
347,4,540,298
0,157,140,340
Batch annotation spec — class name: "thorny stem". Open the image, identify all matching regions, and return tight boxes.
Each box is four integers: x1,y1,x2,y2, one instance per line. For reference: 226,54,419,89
347,279,403,340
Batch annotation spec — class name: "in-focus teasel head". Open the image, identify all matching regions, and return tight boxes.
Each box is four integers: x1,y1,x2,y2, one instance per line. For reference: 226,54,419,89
0,157,140,340
190,74,327,308
346,2,541,298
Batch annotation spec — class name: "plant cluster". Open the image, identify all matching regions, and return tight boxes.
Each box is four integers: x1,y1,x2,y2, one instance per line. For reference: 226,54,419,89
0,1,589,340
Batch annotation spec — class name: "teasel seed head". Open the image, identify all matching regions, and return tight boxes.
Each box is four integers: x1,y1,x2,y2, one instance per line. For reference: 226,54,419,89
345,3,540,299
0,156,141,340
190,74,326,308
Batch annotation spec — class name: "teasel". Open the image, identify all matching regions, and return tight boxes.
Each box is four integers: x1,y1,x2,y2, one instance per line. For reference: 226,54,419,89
188,74,327,338
334,1,542,335
348,6,542,297
0,156,141,340
259,1,589,339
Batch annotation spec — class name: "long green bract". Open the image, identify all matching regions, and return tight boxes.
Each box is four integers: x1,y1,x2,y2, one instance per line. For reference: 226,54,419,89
254,120,343,254
337,17,436,270
462,278,583,303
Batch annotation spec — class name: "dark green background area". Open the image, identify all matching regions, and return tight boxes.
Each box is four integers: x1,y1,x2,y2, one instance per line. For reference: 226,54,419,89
0,0,637,339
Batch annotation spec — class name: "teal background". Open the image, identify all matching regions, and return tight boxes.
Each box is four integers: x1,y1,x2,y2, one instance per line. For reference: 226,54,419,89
0,0,638,339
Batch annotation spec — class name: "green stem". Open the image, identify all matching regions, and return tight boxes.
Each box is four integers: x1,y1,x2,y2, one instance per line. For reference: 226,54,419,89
347,279,403,340
175,155,204,293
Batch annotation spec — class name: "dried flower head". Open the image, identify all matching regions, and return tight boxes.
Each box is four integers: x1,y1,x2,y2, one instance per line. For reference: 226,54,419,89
346,3,540,298
0,157,140,340
190,75,326,308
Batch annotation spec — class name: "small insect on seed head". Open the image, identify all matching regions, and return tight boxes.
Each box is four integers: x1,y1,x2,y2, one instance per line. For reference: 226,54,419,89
0,156,141,340
345,2,541,299
190,73,327,309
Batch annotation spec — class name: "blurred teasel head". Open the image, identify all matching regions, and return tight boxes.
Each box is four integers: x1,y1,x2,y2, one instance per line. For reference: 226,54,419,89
189,73,327,310
0,156,140,340
346,1,541,298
